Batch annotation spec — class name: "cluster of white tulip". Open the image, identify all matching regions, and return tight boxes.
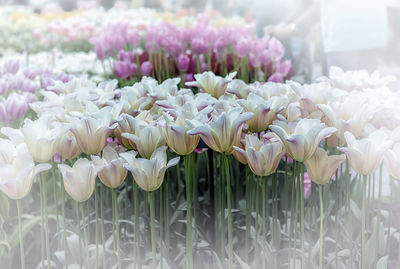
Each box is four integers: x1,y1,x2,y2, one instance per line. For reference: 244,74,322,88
0,66,398,199
1,65,399,269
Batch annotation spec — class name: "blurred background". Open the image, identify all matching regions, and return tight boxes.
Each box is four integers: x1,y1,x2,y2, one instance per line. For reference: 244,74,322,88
1,0,400,85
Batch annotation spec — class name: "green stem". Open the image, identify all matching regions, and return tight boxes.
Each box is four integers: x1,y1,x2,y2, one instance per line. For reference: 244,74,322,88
61,184,67,269
149,191,157,269
261,176,266,269
376,164,383,268
255,174,259,266
44,176,50,269
133,181,141,269
40,174,45,268
184,155,193,269
76,202,82,269
245,166,251,263
319,185,323,269
100,184,106,269
223,154,233,269
95,183,99,269
361,175,367,269
112,189,121,269
17,200,25,269
300,163,305,269
80,203,89,269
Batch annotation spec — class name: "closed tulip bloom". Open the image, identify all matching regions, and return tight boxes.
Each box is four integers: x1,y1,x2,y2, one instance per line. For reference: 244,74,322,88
58,158,103,202
304,148,346,184
121,146,180,192
187,107,254,154
21,116,66,162
92,143,128,188
122,119,165,159
385,142,400,180
233,133,283,176
70,115,117,155
270,118,337,162
0,140,51,200
339,131,392,175
163,111,200,156
115,113,138,150
186,71,236,98
57,130,82,159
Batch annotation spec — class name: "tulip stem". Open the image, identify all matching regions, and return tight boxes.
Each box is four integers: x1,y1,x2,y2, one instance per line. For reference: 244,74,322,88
184,154,193,269
319,185,323,269
300,163,305,269
94,183,99,269
80,203,89,269
255,172,259,266
261,176,266,269
44,175,50,269
112,188,121,269
61,183,67,269
361,175,367,269
75,202,82,269
17,200,25,269
222,154,233,269
245,166,251,263
149,191,157,269
39,175,45,268
100,184,106,269
133,181,141,269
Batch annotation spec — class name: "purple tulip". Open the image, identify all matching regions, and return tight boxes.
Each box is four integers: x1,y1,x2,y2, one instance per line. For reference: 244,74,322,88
113,60,137,79
191,38,208,55
119,50,136,62
4,60,19,74
126,30,141,47
0,93,28,123
177,54,190,72
140,61,152,76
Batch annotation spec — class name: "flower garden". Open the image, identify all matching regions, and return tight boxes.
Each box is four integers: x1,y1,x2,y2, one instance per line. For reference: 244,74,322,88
0,4,400,269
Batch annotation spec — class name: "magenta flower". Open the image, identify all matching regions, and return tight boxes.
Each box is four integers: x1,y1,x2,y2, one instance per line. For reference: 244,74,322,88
177,54,190,72
126,29,141,47
113,60,137,79
140,61,152,76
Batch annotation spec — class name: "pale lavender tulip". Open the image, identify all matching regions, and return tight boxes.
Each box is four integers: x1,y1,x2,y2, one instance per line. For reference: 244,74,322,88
270,118,337,162
92,143,128,189
304,148,346,184
122,118,165,159
121,146,180,192
186,71,236,98
187,107,254,154
58,158,103,202
233,133,284,176
0,140,51,200
69,115,118,155
163,111,200,156
339,131,392,175
21,116,67,162
237,93,286,132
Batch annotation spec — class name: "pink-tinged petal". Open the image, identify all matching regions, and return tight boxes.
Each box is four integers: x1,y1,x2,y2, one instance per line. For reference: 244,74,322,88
167,157,180,168
286,134,305,162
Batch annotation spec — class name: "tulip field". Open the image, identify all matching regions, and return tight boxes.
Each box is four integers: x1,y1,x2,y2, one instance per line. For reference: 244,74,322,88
1,4,400,269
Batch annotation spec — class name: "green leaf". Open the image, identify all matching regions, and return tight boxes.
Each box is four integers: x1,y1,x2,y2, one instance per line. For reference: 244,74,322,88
8,215,41,249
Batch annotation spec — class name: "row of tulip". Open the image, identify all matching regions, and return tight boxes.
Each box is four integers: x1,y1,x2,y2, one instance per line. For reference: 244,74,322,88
0,57,399,268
